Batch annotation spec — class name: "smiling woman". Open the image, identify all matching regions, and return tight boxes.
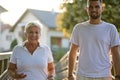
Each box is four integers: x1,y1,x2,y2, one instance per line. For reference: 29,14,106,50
8,21,55,80
0,0,63,25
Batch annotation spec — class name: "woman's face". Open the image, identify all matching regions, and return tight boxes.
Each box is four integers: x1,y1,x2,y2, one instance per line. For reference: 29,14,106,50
25,26,41,43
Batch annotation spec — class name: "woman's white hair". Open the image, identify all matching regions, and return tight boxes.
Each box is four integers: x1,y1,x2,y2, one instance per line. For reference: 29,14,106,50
24,21,42,33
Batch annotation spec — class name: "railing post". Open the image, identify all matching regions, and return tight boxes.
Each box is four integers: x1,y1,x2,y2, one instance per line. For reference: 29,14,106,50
0,52,12,75
0,60,2,74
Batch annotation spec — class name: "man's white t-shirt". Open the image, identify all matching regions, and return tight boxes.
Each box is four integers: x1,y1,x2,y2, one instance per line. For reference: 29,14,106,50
10,43,53,80
70,21,120,78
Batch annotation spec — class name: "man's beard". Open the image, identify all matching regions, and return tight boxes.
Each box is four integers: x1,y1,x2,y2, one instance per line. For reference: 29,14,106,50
90,12,100,19
90,14,100,19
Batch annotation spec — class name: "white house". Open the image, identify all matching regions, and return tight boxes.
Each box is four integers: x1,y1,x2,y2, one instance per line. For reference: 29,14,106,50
0,5,8,52
10,9,69,51
0,24,13,51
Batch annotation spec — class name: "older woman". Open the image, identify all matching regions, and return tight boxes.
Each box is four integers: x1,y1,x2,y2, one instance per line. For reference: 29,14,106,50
8,21,55,80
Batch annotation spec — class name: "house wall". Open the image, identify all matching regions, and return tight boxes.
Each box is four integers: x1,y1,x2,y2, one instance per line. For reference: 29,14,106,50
40,24,49,45
14,12,40,45
0,29,14,51
20,12,37,23
12,11,69,51
48,30,63,46
14,25,23,44
0,9,70,52
48,30,69,48
62,38,70,48
13,12,52,47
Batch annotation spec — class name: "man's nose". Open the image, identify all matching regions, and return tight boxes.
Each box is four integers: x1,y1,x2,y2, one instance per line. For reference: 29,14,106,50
92,7,96,11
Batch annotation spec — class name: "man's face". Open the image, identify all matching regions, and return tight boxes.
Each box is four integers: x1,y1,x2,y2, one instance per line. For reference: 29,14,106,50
86,1,103,19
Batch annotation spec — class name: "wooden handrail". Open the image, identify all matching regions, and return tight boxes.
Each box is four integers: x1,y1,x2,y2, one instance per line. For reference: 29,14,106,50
55,51,78,80
1,48,119,80
0,69,13,80
0,52,12,60
0,52,12,79
55,51,117,80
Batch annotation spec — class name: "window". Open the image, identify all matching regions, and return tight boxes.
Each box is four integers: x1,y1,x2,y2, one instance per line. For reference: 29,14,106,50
51,37,62,51
6,35,12,41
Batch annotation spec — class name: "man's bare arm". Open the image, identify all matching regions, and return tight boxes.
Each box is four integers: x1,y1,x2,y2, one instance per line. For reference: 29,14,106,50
111,46,120,79
68,43,79,78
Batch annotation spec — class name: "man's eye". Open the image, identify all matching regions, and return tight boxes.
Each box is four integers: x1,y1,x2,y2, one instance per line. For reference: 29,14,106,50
89,6,93,9
95,6,100,8
29,31,33,33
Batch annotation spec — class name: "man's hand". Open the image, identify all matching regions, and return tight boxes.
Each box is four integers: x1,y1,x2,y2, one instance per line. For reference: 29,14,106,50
47,74,54,80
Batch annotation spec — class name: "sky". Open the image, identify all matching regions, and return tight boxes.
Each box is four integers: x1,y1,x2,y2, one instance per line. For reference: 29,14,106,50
0,0,64,25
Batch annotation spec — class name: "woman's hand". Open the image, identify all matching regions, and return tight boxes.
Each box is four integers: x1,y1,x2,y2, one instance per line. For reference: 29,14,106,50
8,63,27,79
68,74,75,80
12,72,27,79
47,62,55,80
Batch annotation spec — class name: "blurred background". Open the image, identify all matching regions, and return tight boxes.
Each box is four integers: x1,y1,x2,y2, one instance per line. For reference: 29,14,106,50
0,0,120,79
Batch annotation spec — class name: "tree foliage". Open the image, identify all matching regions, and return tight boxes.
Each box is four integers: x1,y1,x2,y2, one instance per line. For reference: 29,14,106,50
10,39,18,50
102,0,120,32
57,0,120,37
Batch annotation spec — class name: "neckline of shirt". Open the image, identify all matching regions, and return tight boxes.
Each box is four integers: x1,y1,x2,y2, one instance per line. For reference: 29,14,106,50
87,20,104,26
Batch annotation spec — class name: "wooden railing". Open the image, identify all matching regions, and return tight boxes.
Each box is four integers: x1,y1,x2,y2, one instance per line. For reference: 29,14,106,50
0,52,13,80
55,51,116,80
55,52,69,80
55,52,78,80
1,49,119,80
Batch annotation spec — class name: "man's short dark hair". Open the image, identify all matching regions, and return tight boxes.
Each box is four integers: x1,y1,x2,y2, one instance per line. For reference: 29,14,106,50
87,0,102,3
87,0,103,6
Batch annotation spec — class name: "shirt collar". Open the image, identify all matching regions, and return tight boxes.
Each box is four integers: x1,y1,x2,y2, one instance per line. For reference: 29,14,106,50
21,41,41,48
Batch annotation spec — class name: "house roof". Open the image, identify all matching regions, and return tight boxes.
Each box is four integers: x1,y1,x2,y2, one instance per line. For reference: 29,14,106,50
1,23,11,32
29,9,58,28
0,5,7,13
11,9,58,32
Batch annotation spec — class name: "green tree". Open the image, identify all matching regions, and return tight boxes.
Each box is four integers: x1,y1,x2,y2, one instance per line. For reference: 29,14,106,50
57,0,120,37
102,0,120,32
10,39,18,50
57,0,88,37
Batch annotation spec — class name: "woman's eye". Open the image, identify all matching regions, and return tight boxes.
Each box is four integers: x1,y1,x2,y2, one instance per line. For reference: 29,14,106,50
28,31,39,34
35,32,39,34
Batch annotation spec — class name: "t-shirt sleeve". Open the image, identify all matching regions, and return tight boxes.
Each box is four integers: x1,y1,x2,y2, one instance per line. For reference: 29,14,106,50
110,25,120,47
10,47,17,64
70,25,79,46
47,46,54,63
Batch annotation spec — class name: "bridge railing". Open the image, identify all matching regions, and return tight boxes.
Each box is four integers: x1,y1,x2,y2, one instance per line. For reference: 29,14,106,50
55,51,79,80
0,49,118,80
0,51,13,80
55,51,116,80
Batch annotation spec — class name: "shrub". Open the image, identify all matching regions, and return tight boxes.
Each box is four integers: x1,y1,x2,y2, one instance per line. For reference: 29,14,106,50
52,47,68,63
10,39,18,50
